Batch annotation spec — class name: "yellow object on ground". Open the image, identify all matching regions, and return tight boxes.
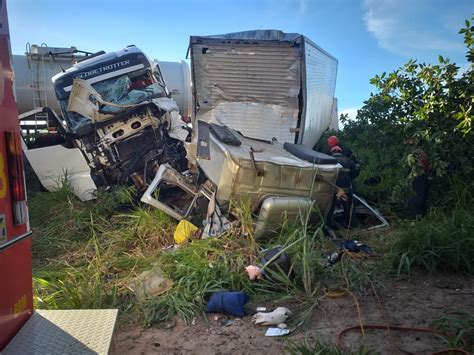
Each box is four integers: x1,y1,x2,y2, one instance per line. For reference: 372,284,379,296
174,220,199,244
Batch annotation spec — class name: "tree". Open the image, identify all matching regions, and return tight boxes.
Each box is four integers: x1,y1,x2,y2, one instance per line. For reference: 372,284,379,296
336,18,474,210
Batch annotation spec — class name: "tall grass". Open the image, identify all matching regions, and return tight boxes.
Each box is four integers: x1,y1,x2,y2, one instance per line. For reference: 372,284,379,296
31,185,176,321
432,310,474,351
256,210,386,331
29,184,129,264
139,235,256,325
31,186,386,328
390,208,474,276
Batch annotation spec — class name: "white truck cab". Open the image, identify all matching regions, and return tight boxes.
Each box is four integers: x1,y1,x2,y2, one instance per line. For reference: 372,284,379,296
22,46,189,200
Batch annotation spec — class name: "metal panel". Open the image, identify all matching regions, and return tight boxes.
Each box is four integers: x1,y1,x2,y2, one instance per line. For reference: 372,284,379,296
197,133,340,209
300,39,338,148
191,41,301,143
3,309,118,354
254,196,314,238
197,102,298,144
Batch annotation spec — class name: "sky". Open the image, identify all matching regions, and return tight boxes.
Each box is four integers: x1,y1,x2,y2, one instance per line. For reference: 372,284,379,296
7,0,473,118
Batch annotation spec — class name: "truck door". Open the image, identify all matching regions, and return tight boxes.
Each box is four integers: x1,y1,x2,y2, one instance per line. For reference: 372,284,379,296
19,108,97,201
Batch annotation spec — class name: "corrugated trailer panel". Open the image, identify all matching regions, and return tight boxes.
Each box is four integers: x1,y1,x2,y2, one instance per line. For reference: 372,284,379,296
191,40,301,143
300,39,338,148
190,31,338,148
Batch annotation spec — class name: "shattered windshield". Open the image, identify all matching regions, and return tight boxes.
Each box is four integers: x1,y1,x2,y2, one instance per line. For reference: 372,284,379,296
62,69,167,132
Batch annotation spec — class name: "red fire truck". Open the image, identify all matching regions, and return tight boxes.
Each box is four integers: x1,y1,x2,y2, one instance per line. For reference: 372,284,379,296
0,0,33,348
1,2,117,353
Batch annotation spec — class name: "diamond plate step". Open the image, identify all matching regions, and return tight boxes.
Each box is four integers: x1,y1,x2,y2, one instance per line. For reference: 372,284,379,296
3,309,118,354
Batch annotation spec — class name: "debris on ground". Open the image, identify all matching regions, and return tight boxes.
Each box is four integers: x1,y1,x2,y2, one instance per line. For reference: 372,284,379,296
202,192,231,238
245,265,263,281
220,319,234,327
173,220,199,245
253,307,291,326
205,291,249,318
265,328,290,337
339,239,372,254
260,246,292,279
129,270,173,300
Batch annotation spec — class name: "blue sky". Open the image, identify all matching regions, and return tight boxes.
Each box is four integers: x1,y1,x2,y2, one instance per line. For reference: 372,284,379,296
7,0,472,117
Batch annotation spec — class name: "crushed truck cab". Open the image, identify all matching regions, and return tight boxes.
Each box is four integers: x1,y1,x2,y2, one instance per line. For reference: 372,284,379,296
23,46,189,199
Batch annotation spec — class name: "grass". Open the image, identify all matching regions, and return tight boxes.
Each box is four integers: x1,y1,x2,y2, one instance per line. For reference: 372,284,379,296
390,208,474,276
432,310,474,352
30,185,267,325
30,185,388,329
28,180,474,344
30,185,177,323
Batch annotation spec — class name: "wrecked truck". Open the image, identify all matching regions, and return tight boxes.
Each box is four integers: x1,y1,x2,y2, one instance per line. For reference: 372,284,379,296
21,31,342,236
21,46,190,200
140,30,341,236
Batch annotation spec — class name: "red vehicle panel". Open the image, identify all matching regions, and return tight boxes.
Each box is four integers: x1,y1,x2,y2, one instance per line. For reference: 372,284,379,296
0,0,33,349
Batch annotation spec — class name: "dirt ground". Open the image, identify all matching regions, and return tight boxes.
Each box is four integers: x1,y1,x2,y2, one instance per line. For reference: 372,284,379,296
116,275,474,354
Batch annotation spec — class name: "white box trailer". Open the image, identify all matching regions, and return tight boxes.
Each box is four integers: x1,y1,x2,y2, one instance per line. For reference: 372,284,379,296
189,30,338,148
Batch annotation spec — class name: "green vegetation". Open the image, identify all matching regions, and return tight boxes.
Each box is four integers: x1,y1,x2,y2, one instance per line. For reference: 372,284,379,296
31,186,384,328
432,310,474,351
319,18,473,211
31,186,176,323
27,16,473,354
391,208,474,276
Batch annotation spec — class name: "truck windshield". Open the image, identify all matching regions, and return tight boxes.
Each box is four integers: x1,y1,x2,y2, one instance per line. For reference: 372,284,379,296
60,69,167,132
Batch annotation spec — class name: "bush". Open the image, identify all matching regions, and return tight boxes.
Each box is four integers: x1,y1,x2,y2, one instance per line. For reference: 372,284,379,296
391,208,474,275
321,18,474,211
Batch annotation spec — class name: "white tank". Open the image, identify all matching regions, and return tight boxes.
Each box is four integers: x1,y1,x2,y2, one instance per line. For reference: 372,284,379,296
12,45,192,118
157,60,192,118
12,50,76,115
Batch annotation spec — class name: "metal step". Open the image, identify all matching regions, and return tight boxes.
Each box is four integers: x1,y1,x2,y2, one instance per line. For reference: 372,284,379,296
3,309,118,355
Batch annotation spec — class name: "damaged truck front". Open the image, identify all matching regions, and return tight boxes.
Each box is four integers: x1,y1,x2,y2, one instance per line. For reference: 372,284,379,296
141,30,341,237
24,46,189,200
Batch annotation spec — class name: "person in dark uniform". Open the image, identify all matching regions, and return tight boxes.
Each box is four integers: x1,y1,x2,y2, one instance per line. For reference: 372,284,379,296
327,145,359,227
327,135,361,194
406,145,430,218
327,135,360,165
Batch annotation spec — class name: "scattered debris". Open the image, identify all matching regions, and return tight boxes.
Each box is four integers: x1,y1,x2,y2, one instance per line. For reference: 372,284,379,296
353,194,390,230
260,246,292,279
129,270,173,300
340,240,372,254
220,319,234,327
325,251,342,267
245,265,263,281
264,327,290,337
202,192,231,238
256,307,267,312
173,220,199,245
205,291,249,318
253,307,291,326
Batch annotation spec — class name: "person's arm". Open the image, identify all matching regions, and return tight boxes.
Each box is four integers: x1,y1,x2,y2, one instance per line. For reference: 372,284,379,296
349,158,360,179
